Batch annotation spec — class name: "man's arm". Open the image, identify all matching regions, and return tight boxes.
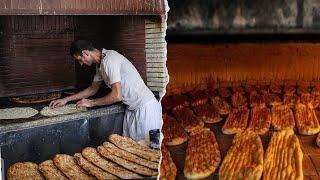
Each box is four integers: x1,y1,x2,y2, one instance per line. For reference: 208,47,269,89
76,82,122,108
49,81,102,108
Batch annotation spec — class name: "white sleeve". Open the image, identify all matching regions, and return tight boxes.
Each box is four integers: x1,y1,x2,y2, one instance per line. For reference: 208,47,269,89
93,67,103,82
105,60,121,84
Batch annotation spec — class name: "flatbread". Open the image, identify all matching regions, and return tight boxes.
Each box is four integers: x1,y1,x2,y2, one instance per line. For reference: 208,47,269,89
160,144,177,180
97,146,158,176
74,153,117,180
263,92,282,106
295,103,320,135
184,128,221,179
162,115,188,146
0,107,38,120
300,93,319,109
172,94,190,107
7,162,44,180
108,134,161,162
271,105,295,130
103,142,159,170
192,104,222,123
38,160,68,180
187,90,208,107
210,96,231,115
247,106,271,135
81,147,142,179
231,92,248,107
283,93,300,108
172,106,204,133
219,131,264,180
263,129,303,180
222,106,249,134
53,154,94,179
249,92,265,107
40,104,87,117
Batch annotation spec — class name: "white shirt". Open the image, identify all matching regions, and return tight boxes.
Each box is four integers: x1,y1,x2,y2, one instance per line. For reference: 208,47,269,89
93,49,155,110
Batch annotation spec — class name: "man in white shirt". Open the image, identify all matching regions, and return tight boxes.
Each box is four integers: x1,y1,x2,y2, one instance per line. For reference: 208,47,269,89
49,40,162,141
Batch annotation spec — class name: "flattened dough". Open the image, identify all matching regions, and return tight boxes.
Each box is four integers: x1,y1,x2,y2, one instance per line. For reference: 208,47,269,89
40,104,87,117
0,107,38,119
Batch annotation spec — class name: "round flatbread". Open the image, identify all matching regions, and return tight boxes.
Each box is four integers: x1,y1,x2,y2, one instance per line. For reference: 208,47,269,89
0,107,38,120
40,104,87,117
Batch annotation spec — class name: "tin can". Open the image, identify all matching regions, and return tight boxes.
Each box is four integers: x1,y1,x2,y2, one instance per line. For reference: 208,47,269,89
149,129,160,149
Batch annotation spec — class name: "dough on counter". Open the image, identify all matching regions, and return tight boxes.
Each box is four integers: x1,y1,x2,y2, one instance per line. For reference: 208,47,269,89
40,104,87,117
0,107,38,119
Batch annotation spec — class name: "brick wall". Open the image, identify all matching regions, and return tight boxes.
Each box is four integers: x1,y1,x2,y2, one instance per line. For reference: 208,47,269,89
145,18,169,95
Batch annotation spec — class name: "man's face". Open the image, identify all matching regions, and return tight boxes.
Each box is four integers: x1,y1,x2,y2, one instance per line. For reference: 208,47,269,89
73,50,93,66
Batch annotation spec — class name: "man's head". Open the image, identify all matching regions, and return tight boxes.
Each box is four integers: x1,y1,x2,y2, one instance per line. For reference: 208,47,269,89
70,40,97,66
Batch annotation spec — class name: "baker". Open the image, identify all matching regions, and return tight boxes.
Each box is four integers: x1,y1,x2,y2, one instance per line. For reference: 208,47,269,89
49,40,162,142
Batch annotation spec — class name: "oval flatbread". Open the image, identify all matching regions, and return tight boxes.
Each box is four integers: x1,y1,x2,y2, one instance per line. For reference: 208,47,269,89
40,104,87,117
0,107,38,120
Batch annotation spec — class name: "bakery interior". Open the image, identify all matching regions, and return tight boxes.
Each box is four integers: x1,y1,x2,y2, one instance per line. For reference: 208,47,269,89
161,0,320,180
0,0,168,179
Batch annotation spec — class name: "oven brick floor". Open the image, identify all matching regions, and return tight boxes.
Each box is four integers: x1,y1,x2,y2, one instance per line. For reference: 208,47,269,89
167,121,320,180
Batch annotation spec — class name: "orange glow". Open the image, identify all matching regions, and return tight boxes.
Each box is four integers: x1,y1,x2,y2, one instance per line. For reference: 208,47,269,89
167,43,320,94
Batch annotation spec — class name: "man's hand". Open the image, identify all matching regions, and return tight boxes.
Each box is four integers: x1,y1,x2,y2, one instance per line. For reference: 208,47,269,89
49,98,68,109
76,99,93,109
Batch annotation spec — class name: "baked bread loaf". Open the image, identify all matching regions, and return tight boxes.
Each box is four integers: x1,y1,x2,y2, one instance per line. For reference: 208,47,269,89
103,141,159,170
222,106,249,134
301,93,319,109
295,103,320,135
82,147,142,179
108,134,161,162
219,131,264,180
160,144,177,180
283,93,300,108
247,105,271,135
249,92,265,107
211,96,231,115
184,128,221,179
38,160,68,180
263,129,303,180
263,92,282,106
74,153,117,179
97,146,158,176
7,162,44,180
53,154,94,180
172,106,204,133
231,92,248,107
192,104,222,123
271,105,295,130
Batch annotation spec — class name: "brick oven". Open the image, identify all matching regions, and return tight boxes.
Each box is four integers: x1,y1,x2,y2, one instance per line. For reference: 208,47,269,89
0,0,168,178
160,1,320,179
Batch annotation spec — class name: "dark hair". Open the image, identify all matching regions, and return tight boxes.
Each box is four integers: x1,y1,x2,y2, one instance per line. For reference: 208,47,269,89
69,40,95,56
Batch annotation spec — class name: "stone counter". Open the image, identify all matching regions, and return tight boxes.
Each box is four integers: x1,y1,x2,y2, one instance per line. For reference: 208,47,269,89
0,104,125,175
